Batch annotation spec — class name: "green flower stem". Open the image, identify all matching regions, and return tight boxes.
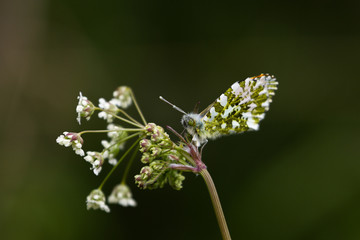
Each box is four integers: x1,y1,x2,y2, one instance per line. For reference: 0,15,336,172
98,138,141,190
130,89,147,126
101,132,143,155
200,169,231,240
121,146,138,184
116,108,143,127
94,107,143,128
79,129,143,135
175,147,196,167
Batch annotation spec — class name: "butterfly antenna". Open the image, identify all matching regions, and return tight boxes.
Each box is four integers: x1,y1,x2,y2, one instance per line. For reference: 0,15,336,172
193,101,200,113
159,96,187,115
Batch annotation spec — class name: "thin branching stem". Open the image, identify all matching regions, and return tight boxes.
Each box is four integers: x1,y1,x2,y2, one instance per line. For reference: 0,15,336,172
121,146,138,184
101,132,143,156
94,107,143,128
130,89,147,125
79,129,144,135
200,169,231,240
98,139,140,190
117,108,143,127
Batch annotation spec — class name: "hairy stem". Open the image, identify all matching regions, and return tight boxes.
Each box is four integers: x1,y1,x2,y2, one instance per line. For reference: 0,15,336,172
200,169,231,240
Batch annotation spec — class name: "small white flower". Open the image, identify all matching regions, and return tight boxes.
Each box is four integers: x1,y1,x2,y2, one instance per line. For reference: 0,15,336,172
56,133,71,147
86,189,110,213
108,184,137,207
96,124,128,166
98,98,118,122
98,98,110,110
106,124,128,142
56,132,85,156
112,86,132,109
108,158,118,166
101,140,118,165
76,92,95,125
84,151,104,175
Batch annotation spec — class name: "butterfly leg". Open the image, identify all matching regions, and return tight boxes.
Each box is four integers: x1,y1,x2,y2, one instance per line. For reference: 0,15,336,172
200,139,208,156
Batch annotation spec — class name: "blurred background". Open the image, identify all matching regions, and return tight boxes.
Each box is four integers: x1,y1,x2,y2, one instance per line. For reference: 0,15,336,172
1,0,359,239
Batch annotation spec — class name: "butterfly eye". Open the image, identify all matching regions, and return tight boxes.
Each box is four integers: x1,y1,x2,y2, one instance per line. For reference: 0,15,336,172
188,119,195,126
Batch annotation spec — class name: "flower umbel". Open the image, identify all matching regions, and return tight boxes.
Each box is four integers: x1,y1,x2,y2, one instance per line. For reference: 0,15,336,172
100,124,128,165
76,92,95,124
108,184,137,207
112,86,132,109
86,189,110,213
84,151,105,175
98,98,119,122
56,132,85,156
134,123,191,190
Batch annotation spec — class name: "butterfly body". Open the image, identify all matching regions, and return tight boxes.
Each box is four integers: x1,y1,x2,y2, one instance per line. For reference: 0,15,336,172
180,74,278,146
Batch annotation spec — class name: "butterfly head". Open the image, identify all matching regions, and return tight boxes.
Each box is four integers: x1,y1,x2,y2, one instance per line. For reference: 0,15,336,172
159,96,206,146
181,113,206,144
181,113,203,130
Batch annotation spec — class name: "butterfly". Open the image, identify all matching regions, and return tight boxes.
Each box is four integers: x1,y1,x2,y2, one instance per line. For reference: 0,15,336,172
160,73,278,146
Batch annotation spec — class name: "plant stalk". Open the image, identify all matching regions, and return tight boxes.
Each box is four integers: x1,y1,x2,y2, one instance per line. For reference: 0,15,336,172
200,168,231,240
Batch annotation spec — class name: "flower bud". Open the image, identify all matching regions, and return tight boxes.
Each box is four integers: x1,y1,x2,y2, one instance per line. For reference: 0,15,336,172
150,160,166,171
56,132,85,156
150,147,162,157
140,166,152,179
168,170,185,190
86,189,110,213
145,123,157,133
108,184,137,207
76,92,95,124
139,139,152,152
141,153,152,164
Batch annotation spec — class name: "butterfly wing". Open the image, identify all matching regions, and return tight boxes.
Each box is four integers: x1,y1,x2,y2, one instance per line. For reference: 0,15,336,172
201,74,278,139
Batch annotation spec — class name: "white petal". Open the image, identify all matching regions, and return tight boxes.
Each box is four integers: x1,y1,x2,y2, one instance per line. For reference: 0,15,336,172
232,120,240,128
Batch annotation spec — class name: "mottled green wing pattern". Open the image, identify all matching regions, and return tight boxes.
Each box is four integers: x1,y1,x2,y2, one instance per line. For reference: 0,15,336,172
201,74,278,139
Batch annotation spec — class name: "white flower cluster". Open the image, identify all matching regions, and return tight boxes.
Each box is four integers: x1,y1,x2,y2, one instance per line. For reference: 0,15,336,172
57,86,141,212
97,86,133,122
108,184,137,207
86,189,110,213
98,98,119,122
56,132,85,156
101,141,118,166
76,92,95,125
100,124,127,165
84,151,106,175
112,86,132,109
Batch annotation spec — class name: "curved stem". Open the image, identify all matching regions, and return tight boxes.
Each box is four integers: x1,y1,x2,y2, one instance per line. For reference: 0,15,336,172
175,147,196,167
94,107,144,128
112,113,144,128
130,89,147,125
121,146,138,184
200,169,231,240
116,108,143,127
79,129,143,135
98,138,140,190
101,132,143,155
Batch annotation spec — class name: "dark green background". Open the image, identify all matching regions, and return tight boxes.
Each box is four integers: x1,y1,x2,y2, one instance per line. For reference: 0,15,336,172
1,0,359,239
